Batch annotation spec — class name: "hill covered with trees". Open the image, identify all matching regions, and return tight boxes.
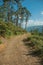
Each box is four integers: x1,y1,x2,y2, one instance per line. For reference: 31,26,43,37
0,0,31,37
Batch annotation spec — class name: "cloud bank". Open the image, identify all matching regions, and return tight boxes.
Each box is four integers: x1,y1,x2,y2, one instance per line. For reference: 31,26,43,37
22,20,43,28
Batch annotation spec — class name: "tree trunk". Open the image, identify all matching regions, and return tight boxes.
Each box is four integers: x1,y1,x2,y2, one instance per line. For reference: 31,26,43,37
16,16,18,26
25,21,27,30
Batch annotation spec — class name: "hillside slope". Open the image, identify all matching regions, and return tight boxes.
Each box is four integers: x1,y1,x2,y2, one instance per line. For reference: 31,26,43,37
0,21,26,37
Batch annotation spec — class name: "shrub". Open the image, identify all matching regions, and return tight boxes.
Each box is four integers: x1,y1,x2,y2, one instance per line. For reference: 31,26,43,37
0,21,26,37
27,32,43,57
0,40,2,44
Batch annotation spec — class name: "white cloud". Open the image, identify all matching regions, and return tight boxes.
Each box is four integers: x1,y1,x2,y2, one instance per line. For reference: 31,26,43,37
22,21,26,28
41,11,43,15
22,20,43,28
27,20,43,27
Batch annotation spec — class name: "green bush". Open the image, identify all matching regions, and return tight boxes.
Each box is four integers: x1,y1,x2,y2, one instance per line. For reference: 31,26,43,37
0,40,2,44
30,35,43,50
0,21,26,37
28,32,43,57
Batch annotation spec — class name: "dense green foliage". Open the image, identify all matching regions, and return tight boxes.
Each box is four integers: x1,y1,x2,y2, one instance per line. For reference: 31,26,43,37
28,31,43,57
0,40,2,44
0,21,26,37
31,29,43,36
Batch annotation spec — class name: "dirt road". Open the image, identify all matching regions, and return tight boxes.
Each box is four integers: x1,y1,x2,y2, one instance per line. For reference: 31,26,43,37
0,34,40,65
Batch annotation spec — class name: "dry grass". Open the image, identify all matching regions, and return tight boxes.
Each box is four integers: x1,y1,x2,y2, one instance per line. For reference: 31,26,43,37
0,44,6,52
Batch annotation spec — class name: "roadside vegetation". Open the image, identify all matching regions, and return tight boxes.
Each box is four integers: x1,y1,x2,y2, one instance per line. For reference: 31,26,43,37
0,40,2,44
24,29,43,65
0,21,27,38
28,34,43,56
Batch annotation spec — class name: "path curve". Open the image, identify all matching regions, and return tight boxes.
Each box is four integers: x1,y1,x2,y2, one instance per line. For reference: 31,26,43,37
0,34,40,65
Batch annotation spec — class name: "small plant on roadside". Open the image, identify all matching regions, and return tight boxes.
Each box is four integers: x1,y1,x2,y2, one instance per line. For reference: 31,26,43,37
0,40,2,44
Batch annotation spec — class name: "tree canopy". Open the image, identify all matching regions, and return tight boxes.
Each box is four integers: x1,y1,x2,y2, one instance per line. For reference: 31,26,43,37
0,0,31,28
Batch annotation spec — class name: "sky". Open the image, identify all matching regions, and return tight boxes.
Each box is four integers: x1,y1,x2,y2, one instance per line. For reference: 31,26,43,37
22,0,43,27
0,0,43,27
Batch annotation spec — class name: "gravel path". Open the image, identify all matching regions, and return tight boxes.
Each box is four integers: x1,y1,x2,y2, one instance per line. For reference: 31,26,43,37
0,34,40,65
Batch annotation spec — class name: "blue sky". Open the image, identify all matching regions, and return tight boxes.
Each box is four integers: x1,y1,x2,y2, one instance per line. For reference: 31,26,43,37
22,0,43,27
22,0,43,21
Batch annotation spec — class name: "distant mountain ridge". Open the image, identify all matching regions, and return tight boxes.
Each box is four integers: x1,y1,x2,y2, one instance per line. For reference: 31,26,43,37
27,25,43,32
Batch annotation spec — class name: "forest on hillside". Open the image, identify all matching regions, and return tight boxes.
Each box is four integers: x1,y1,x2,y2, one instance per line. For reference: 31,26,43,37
0,0,31,37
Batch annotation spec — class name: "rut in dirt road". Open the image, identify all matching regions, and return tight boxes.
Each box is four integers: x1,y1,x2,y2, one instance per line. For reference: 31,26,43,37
0,34,40,65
